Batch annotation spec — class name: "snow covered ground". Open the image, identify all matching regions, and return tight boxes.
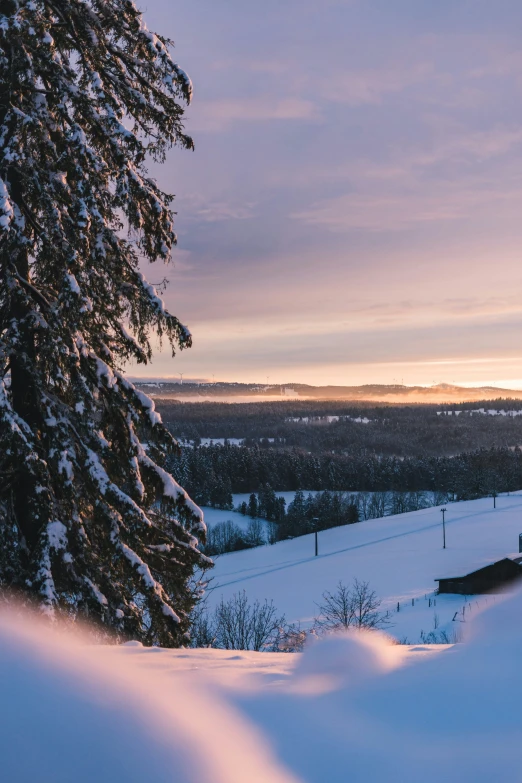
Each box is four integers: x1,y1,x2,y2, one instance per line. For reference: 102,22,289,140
199,505,254,531
2,592,522,782
438,407,522,416
207,493,522,643
180,437,276,448
285,415,371,424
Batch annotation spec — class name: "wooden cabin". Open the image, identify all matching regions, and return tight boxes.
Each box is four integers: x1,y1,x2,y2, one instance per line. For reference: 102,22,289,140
436,557,522,595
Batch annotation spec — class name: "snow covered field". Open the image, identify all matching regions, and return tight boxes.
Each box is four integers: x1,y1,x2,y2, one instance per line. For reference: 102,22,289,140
180,437,277,448
2,592,522,782
199,505,254,531
208,493,522,643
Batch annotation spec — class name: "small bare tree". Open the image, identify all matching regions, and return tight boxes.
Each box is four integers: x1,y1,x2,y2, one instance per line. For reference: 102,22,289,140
245,519,266,548
314,579,389,633
189,604,217,648
314,581,353,631
214,591,286,651
367,492,389,519
358,493,371,521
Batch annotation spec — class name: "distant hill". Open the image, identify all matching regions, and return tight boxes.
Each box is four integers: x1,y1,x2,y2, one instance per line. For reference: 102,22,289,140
131,379,522,404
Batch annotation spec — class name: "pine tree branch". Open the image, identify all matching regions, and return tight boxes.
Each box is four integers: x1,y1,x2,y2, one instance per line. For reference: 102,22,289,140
8,264,52,312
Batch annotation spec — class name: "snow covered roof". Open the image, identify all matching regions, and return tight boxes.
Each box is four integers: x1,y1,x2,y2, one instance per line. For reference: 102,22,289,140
435,553,522,581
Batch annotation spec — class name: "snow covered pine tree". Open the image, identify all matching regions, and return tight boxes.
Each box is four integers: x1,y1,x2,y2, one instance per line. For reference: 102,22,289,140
0,0,211,645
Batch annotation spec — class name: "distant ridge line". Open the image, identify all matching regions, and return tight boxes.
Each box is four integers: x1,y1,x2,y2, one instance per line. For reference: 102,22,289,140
129,379,522,404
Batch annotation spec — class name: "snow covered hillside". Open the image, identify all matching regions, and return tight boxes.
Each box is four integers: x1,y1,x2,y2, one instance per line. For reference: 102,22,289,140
208,493,522,643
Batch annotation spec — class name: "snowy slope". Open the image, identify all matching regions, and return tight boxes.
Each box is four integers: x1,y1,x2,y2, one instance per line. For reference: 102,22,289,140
208,493,522,642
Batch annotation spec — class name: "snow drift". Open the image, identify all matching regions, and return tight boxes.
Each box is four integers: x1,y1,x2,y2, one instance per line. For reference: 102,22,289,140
0,610,296,783
242,590,522,782
2,590,522,782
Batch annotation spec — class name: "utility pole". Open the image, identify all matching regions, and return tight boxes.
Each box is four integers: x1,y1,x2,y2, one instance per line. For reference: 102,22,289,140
313,517,319,557
441,508,447,549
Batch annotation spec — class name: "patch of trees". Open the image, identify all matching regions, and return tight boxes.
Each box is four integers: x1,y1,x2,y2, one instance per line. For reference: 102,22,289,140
276,489,359,538
158,399,522,458
190,581,390,651
236,484,286,522
190,591,288,651
169,443,522,503
203,489,448,555
203,519,269,556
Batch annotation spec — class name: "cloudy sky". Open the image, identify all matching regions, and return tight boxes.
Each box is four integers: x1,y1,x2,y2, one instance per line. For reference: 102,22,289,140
131,0,522,387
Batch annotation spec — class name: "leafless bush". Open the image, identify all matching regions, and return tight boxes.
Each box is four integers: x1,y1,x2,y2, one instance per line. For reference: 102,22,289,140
367,492,389,519
213,591,286,651
314,579,390,633
266,521,279,545
189,603,217,648
204,520,244,556
273,622,308,652
190,590,305,651
244,518,266,548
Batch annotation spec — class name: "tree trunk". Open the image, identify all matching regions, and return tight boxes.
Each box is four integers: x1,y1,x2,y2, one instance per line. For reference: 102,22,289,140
7,192,41,549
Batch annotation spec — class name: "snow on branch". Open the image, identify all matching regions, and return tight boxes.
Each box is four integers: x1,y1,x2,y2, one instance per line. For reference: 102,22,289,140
138,451,205,533
83,576,108,607
37,520,70,615
0,177,14,230
85,448,152,527
119,542,180,623
115,371,162,427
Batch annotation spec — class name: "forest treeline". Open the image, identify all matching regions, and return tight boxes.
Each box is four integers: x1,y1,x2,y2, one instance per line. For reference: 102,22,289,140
158,399,522,457
168,443,521,508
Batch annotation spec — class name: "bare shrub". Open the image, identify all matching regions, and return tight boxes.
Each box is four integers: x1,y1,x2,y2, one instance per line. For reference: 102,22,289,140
314,579,390,633
367,492,389,519
274,622,308,652
204,520,244,556
244,519,266,548
214,591,286,651
189,603,217,648
266,521,279,545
